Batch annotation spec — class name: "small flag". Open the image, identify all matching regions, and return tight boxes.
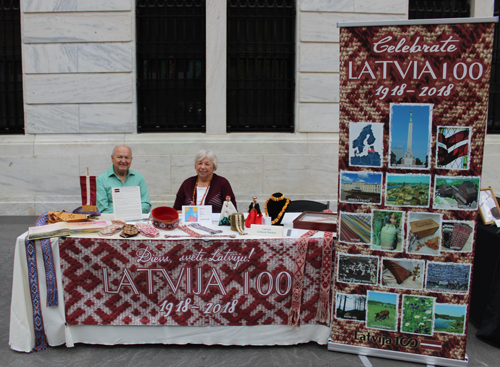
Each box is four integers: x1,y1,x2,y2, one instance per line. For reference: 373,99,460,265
80,167,97,210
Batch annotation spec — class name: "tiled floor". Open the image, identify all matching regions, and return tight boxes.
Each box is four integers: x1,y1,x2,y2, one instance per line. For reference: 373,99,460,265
3,216,500,367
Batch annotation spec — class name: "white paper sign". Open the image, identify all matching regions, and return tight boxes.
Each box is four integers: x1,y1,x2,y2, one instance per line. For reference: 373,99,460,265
263,215,272,225
182,205,212,224
111,186,142,221
249,224,283,237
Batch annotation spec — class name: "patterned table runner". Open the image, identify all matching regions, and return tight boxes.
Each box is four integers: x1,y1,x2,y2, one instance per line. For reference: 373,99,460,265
60,236,334,327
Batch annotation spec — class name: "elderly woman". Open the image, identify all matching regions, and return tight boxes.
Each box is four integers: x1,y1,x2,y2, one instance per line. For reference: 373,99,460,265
173,150,237,213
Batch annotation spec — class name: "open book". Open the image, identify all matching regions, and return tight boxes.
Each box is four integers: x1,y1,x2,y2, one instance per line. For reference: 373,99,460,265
28,221,107,240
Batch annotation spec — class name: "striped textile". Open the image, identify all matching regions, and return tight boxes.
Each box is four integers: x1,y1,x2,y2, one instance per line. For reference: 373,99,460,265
24,212,59,352
340,213,371,243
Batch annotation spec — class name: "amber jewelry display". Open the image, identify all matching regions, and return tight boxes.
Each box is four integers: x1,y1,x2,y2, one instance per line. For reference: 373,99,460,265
269,193,285,201
270,198,290,224
264,192,290,225
264,192,286,215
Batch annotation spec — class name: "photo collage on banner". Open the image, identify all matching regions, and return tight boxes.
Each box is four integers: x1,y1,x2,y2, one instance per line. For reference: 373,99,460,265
332,19,495,363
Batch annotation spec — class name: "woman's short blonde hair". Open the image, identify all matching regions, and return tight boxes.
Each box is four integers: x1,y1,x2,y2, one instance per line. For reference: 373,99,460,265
194,149,218,171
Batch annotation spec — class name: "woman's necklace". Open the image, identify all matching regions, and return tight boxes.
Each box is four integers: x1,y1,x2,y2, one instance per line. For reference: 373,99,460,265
264,194,290,225
192,177,212,205
270,198,290,224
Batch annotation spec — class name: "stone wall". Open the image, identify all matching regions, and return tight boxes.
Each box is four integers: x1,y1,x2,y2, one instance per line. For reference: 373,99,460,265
1,1,496,215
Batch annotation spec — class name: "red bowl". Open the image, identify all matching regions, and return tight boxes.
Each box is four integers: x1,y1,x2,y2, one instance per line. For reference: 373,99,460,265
151,206,179,230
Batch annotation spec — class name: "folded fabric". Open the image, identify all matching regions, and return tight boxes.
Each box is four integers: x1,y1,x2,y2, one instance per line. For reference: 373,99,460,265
136,222,160,238
384,260,411,284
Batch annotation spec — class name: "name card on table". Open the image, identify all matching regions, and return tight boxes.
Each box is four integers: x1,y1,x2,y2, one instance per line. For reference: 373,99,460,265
249,224,283,237
112,186,142,221
182,205,212,224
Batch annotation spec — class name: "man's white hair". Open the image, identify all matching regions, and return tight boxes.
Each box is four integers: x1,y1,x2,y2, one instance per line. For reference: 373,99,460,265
112,145,133,157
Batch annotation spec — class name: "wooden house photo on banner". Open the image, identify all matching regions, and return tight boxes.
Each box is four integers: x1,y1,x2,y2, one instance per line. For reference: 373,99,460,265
330,18,497,366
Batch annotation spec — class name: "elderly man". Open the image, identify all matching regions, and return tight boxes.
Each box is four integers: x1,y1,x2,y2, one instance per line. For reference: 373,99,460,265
96,145,151,213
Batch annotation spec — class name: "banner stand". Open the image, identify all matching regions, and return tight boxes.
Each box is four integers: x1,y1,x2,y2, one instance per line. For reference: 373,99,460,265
328,341,468,367
330,16,498,367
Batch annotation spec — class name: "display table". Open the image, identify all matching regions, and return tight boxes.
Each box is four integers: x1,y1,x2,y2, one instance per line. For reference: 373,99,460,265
470,217,500,347
9,214,333,352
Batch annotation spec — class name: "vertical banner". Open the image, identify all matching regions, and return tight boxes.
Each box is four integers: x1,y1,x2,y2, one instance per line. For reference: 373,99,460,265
330,18,496,366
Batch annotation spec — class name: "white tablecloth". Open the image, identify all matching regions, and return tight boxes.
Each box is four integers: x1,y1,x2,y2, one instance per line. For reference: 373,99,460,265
9,214,331,352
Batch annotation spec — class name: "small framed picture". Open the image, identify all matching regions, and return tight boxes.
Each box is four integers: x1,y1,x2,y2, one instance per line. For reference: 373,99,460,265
293,211,337,232
478,187,500,225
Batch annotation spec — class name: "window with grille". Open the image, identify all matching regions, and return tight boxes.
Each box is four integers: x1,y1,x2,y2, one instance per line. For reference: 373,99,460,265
136,0,206,133
409,1,500,134
0,0,23,134
227,0,295,133
408,0,470,19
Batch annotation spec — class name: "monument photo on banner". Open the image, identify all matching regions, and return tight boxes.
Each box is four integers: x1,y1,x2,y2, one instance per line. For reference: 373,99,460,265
331,18,497,366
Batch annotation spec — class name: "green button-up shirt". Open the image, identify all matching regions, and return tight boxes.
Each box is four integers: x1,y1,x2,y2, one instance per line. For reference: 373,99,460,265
96,166,151,214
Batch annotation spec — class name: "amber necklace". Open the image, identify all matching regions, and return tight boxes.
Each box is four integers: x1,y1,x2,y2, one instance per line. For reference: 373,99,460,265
269,193,285,201
192,177,212,205
265,194,290,225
